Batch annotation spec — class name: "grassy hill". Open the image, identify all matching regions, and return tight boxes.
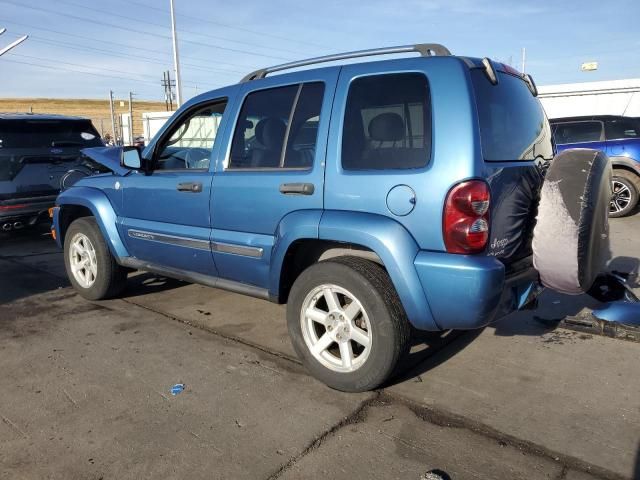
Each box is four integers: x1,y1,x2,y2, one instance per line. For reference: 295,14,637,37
0,98,171,139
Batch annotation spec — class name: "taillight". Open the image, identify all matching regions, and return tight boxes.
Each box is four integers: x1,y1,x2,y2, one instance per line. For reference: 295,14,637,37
443,180,490,254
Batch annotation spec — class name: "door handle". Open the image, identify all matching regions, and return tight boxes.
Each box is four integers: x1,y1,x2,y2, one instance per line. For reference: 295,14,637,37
177,182,203,193
279,183,315,195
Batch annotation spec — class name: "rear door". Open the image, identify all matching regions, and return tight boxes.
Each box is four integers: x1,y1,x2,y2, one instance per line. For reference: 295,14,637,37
210,69,338,288
470,68,554,265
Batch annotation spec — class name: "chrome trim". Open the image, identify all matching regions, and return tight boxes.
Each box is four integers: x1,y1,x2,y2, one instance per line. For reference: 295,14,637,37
127,229,211,251
212,241,263,258
127,229,264,258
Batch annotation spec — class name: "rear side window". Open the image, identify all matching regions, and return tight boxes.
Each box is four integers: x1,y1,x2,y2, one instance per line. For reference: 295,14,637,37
553,121,603,144
472,70,553,161
0,119,103,149
605,118,640,140
229,82,325,169
341,73,431,170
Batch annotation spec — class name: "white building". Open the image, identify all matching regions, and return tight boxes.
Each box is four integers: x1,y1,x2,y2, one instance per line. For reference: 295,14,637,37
538,78,640,119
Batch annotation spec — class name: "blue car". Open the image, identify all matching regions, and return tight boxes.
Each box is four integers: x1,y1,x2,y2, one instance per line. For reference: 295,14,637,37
52,44,574,391
0,113,105,231
550,115,640,217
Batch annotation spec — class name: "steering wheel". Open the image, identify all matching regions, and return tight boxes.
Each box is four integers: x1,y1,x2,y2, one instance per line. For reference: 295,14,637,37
185,148,211,169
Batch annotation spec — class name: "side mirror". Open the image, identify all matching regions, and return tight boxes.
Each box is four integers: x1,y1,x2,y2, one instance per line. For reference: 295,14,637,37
121,146,142,169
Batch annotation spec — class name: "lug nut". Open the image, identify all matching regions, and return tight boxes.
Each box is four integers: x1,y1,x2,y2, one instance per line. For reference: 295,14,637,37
328,325,333,331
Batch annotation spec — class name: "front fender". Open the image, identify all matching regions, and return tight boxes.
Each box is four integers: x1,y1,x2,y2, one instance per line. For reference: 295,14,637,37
55,187,129,259
319,211,438,331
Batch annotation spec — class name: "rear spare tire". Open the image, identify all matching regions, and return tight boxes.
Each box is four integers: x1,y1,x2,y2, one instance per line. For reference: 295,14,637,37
533,149,612,294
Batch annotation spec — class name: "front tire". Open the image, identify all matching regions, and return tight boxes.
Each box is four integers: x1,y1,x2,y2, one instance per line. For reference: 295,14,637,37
610,171,639,218
64,217,127,300
287,256,410,392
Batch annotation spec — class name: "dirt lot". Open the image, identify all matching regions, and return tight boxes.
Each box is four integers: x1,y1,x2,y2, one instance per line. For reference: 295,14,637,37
0,216,638,479
0,97,168,138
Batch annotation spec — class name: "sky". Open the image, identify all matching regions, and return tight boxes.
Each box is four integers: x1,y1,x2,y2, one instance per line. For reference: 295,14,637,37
1,0,639,101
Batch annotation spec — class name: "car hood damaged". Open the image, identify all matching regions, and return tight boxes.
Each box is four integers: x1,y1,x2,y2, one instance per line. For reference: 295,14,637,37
80,147,129,176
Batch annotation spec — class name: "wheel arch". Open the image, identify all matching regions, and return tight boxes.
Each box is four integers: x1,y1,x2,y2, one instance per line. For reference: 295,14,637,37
270,210,438,331
56,187,129,259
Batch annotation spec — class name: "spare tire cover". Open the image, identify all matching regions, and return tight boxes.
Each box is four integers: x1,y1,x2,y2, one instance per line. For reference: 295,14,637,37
533,149,612,294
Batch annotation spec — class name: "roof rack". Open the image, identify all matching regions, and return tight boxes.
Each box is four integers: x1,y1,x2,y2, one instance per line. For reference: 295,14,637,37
240,43,451,82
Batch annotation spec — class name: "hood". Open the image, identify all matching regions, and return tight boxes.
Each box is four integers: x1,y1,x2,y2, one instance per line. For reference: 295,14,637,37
80,147,129,176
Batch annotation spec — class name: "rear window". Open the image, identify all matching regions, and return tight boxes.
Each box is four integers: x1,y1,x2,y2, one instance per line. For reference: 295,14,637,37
472,70,553,161
604,118,640,140
0,119,103,149
553,121,603,144
341,73,431,170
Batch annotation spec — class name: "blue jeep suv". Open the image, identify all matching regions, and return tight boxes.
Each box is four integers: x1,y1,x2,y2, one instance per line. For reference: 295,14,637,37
52,44,555,391
0,113,104,231
550,115,640,217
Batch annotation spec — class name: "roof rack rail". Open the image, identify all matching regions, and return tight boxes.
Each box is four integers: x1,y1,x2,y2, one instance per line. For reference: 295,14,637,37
240,43,451,82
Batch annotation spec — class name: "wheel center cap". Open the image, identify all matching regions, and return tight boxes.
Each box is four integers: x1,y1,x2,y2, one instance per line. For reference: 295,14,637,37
326,312,350,342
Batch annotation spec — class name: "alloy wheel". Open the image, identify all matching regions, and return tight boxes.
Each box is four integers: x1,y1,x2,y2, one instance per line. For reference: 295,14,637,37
300,284,372,373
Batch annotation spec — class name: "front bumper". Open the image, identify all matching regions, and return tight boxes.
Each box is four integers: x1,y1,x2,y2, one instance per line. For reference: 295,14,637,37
414,252,539,330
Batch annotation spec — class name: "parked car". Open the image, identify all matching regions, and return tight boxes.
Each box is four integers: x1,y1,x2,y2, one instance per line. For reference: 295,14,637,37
53,44,577,392
550,115,640,217
0,113,106,231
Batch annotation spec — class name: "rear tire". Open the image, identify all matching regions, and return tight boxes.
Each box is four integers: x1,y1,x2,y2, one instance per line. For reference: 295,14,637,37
64,217,127,300
610,171,639,218
287,256,410,392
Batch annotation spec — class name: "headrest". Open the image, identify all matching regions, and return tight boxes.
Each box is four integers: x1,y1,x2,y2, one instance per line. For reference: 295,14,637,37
255,117,286,150
368,112,405,142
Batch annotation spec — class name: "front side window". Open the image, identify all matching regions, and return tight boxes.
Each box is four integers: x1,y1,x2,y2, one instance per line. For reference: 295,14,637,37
155,101,227,171
229,82,325,169
553,121,603,145
605,118,640,140
342,73,431,170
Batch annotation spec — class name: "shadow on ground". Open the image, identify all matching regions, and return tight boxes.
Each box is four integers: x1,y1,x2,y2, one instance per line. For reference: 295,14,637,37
0,226,67,304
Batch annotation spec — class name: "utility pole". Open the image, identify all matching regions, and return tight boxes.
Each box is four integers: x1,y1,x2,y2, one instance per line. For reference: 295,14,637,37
521,47,526,74
128,91,135,145
161,71,175,111
169,0,183,107
109,90,116,145
0,28,28,57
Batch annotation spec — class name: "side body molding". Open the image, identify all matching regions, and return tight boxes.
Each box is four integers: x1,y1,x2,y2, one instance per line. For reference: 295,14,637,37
318,211,438,331
55,186,129,259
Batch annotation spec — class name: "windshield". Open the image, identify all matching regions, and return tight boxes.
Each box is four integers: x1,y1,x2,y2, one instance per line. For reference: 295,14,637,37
471,70,553,162
0,119,103,149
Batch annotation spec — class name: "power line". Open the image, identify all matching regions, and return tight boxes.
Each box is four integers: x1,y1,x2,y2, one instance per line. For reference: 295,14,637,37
8,52,161,82
26,36,245,76
123,0,327,50
0,18,256,70
3,55,221,91
56,0,312,57
1,0,292,60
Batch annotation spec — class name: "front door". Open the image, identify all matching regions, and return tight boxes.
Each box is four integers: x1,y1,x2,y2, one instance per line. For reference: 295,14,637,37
211,70,338,288
119,99,227,275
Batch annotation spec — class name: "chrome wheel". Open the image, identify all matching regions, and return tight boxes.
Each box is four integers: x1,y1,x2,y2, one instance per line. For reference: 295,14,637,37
69,232,98,288
610,179,632,214
300,284,372,373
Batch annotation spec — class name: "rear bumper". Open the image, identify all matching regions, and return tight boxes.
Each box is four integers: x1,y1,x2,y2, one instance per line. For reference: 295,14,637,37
414,252,539,330
0,195,56,225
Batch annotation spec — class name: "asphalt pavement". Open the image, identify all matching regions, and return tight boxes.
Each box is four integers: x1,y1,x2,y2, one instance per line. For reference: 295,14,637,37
0,215,638,480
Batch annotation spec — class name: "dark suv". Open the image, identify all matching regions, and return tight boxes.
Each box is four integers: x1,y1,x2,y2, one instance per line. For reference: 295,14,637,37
0,114,104,231
550,115,640,217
